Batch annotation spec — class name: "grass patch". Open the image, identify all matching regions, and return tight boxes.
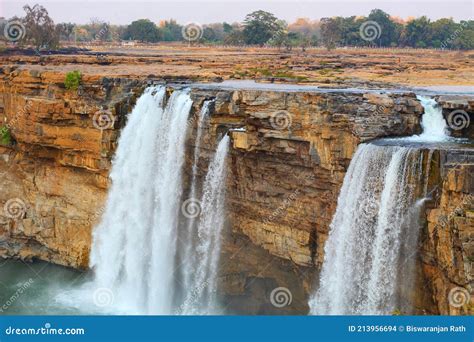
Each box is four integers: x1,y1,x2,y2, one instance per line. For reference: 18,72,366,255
0,125,12,145
64,70,82,90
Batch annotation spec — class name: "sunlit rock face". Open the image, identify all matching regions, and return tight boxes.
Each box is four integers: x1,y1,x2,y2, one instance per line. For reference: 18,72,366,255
0,69,472,315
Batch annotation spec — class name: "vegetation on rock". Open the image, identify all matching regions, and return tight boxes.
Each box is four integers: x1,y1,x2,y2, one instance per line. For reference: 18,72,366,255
0,126,12,145
64,70,82,90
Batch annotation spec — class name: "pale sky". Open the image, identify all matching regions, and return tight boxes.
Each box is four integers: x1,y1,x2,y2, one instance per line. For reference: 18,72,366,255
1,0,473,24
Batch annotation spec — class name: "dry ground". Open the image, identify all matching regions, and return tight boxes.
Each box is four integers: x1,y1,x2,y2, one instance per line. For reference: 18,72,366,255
1,44,473,88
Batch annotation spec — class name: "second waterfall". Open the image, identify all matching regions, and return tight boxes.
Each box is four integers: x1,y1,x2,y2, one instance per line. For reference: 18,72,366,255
89,86,229,314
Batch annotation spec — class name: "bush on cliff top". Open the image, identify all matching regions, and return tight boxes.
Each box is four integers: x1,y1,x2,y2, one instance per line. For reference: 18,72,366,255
64,71,82,90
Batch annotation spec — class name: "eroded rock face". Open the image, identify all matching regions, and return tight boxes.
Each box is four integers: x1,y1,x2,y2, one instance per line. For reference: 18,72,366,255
0,68,472,314
422,151,474,315
188,88,423,267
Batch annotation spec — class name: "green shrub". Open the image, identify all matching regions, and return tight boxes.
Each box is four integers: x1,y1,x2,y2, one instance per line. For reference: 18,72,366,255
64,71,82,90
0,125,12,145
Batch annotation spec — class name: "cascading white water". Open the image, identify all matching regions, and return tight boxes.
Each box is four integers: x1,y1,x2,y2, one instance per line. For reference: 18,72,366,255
180,135,230,314
309,144,426,315
309,95,448,315
406,95,448,142
89,86,193,314
180,100,213,295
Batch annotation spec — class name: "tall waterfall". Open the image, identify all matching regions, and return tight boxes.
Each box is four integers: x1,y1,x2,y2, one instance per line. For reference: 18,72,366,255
180,135,230,314
86,86,229,315
89,86,193,314
309,95,446,315
309,144,427,314
180,100,212,295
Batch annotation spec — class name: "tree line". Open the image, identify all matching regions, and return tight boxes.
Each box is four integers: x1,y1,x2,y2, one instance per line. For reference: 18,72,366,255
1,5,473,50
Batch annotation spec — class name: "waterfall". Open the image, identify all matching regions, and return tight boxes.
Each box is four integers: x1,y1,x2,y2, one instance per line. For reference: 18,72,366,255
89,86,193,314
180,100,212,295
406,95,448,142
309,144,427,315
180,134,230,314
80,86,229,315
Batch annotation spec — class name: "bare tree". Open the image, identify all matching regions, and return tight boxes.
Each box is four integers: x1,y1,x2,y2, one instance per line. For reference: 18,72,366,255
22,4,59,49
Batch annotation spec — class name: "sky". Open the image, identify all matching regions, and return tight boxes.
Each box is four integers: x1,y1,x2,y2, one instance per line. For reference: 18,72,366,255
1,0,473,24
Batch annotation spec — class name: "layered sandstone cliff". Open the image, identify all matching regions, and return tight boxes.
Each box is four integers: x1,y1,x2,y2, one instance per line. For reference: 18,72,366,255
0,67,472,314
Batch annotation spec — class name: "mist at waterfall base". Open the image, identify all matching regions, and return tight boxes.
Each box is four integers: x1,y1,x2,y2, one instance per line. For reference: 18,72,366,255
309,96,450,315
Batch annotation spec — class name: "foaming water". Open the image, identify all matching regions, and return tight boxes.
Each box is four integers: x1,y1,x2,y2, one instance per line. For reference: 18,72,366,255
88,86,192,314
52,87,230,315
180,135,230,314
400,95,448,142
180,100,213,296
309,144,428,314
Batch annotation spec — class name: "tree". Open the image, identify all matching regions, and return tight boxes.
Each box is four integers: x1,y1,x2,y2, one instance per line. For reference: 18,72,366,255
452,20,474,50
366,9,401,46
56,23,75,41
122,19,161,42
403,16,432,47
243,10,281,46
87,18,111,42
22,4,59,49
223,22,233,34
202,27,217,42
223,30,245,45
320,17,342,49
160,20,182,41
430,18,458,48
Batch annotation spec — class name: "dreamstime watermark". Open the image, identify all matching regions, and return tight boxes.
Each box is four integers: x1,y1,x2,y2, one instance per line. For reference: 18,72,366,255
181,198,202,219
448,286,471,308
359,21,382,42
447,109,470,131
92,110,115,130
181,23,203,42
270,287,292,308
176,279,214,314
0,278,34,313
263,174,315,225
92,287,114,307
438,194,473,228
1,99,33,141
94,24,109,42
441,21,468,50
3,20,26,42
270,110,293,130
5,322,85,336
360,196,380,217
3,198,27,219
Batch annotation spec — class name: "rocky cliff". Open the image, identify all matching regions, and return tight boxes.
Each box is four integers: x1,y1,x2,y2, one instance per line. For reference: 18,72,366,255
0,67,472,314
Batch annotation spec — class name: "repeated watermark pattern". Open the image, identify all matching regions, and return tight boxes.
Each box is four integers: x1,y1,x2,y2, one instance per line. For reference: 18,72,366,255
3,20,26,42
3,198,27,219
441,21,468,50
437,194,473,228
448,286,471,308
270,287,292,308
359,21,382,42
0,278,34,313
92,110,116,130
447,109,470,131
181,23,203,42
270,110,293,130
92,287,114,307
181,198,202,219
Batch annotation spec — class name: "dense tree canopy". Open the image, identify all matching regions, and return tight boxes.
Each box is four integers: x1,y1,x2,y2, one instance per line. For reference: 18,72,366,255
123,19,161,42
3,6,473,50
243,10,281,46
